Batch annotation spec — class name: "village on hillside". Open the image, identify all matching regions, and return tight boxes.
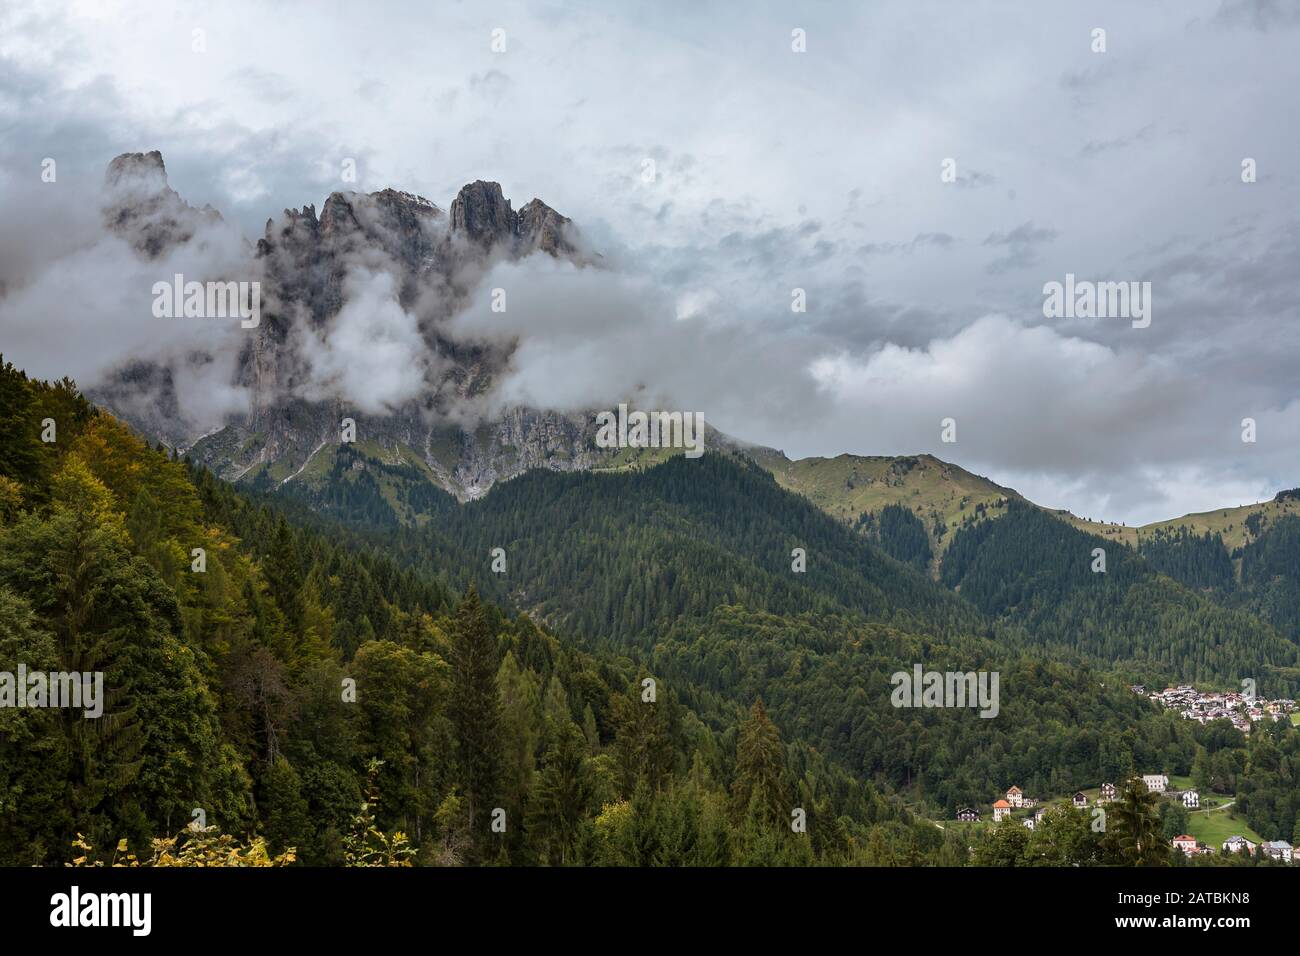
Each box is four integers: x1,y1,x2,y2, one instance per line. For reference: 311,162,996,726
957,776,1294,862
1132,684,1296,734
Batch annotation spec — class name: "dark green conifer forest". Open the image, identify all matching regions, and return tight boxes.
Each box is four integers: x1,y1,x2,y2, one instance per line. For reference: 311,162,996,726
4,359,1300,868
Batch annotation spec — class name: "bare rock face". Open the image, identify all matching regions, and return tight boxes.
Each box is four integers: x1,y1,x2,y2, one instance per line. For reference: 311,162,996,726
105,150,169,192
517,198,576,257
447,182,577,258
367,189,444,268
258,188,446,316
452,407,603,499
102,150,221,257
449,180,517,249
245,187,454,433
184,399,609,501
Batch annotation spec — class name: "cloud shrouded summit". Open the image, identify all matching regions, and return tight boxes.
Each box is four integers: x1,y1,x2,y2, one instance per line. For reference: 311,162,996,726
0,0,1297,524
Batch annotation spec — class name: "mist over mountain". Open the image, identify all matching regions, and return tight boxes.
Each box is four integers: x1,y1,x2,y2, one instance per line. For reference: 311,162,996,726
4,1,1300,530
3,137,1297,523
92,151,583,428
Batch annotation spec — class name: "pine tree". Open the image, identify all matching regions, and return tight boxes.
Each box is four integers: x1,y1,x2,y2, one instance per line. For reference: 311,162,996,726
1109,777,1169,865
732,699,786,826
611,680,674,792
448,586,502,839
0,359,47,496
263,756,310,857
496,652,540,844
527,722,591,865
264,517,305,636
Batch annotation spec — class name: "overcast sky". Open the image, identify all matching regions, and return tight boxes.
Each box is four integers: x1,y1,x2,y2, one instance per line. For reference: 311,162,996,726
1,0,1297,525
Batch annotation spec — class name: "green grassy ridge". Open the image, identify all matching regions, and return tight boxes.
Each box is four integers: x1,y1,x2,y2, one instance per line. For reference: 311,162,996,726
743,449,1297,574
749,451,1018,556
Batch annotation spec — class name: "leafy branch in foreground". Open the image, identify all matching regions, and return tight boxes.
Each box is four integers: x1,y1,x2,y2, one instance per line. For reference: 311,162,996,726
342,759,416,867
67,827,296,867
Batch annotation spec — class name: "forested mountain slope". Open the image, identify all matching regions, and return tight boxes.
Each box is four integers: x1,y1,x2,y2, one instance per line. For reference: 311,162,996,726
261,428,1300,816
1133,515,1300,644
10,360,1300,865
3,358,927,866
276,438,1300,699
940,502,1300,694
443,454,985,640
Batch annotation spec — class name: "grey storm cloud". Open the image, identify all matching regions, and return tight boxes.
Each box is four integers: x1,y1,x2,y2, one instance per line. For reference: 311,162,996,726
954,169,997,190
982,222,1058,275
1214,0,1300,31
860,233,957,256
0,0,1298,525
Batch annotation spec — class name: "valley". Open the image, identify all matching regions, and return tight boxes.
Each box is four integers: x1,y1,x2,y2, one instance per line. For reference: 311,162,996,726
5,151,1299,872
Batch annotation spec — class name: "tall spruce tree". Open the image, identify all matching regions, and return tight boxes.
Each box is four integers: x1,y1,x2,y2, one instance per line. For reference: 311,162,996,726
526,721,592,865
732,698,787,827
264,516,305,637
1109,777,1169,866
0,358,47,496
448,585,502,839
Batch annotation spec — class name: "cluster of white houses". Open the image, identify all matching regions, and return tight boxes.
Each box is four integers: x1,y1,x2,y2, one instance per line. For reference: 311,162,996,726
1215,836,1294,862
1134,684,1295,734
1136,773,1201,808
956,778,1295,862
1176,835,1294,861
960,777,1199,829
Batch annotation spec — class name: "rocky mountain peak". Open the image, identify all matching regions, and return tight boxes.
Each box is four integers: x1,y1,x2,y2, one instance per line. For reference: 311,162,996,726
449,180,516,248
264,203,319,241
517,198,575,257
370,187,441,217
102,149,220,258
363,188,444,262
319,191,363,239
105,149,169,192
93,152,592,483
447,182,577,258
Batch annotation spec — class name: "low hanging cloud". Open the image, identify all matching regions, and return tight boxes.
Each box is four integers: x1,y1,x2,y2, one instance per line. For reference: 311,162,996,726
449,257,683,411
444,254,832,438
805,315,1299,522
0,167,255,431
296,268,439,415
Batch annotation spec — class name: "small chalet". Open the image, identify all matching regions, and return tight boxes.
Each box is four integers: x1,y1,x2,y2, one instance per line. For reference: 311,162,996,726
1142,774,1168,794
1222,835,1256,854
1072,792,1088,808
1261,841,1293,863
957,807,979,822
